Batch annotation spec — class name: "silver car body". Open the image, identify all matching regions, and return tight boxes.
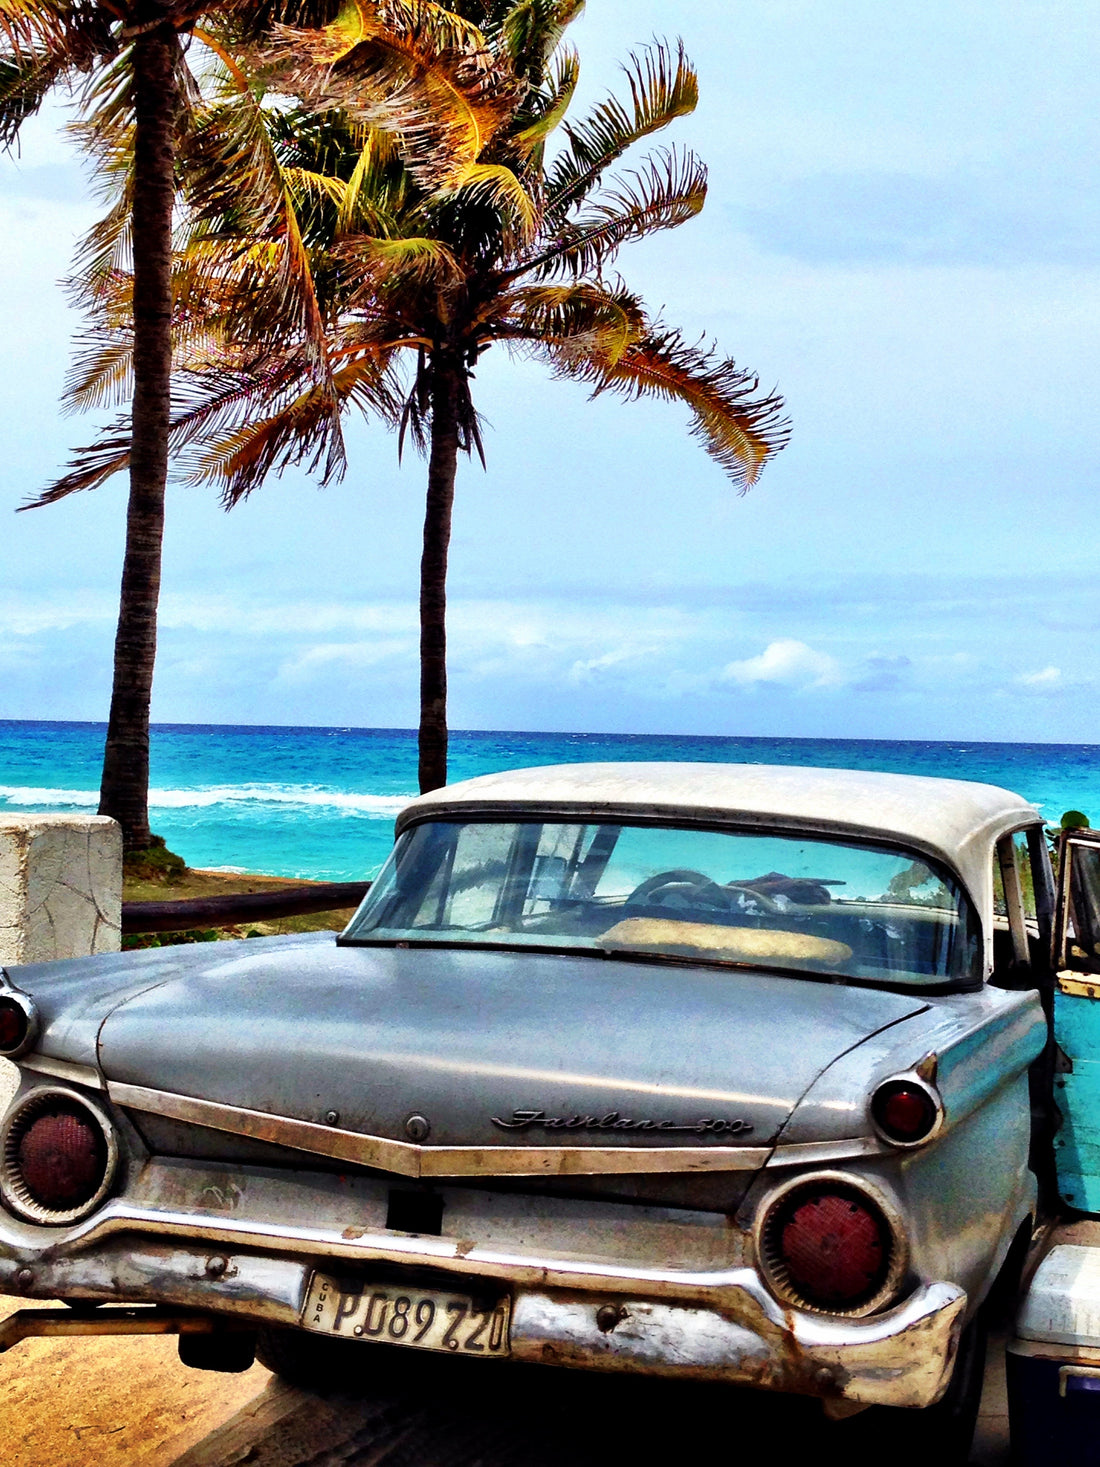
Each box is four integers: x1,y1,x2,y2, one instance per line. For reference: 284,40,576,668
0,764,1050,1410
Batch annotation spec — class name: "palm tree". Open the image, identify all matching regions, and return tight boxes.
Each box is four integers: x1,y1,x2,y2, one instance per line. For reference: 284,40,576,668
0,0,336,854
0,0,187,851
40,1,790,793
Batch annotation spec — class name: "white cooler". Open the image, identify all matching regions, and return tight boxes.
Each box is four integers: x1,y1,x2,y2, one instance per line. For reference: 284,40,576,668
1010,1243,1100,1464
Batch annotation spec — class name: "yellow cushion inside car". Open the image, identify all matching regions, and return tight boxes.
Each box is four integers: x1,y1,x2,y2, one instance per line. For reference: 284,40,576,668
597,918,853,968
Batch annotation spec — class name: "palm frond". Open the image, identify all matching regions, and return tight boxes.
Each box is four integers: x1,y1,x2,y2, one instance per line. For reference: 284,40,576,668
282,162,350,209
430,158,536,243
185,386,346,501
75,46,135,142
546,321,790,488
176,335,404,501
336,124,409,233
21,419,133,507
528,146,706,279
501,280,645,366
497,0,582,83
339,231,459,290
182,344,403,501
544,41,697,216
265,0,519,190
0,0,65,53
27,328,393,510
181,37,339,394
512,43,577,152
0,1,115,99
0,42,69,143
67,185,132,311
63,331,134,413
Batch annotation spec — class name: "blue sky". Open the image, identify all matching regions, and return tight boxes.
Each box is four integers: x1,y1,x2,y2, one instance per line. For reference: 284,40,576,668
1,0,1099,741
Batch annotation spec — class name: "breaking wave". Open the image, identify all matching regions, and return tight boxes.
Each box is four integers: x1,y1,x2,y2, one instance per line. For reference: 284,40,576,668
0,784,413,817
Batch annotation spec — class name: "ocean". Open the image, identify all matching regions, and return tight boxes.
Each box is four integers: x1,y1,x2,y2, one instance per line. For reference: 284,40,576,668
1,720,1099,881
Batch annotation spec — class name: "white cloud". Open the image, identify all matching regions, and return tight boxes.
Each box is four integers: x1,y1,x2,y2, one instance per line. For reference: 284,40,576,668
722,639,842,691
567,647,661,685
1020,666,1062,686
277,638,416,680
0,590,116,634
1016,666,1065,692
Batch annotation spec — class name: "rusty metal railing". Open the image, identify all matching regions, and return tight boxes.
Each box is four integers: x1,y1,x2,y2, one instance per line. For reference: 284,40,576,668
121,882,370,935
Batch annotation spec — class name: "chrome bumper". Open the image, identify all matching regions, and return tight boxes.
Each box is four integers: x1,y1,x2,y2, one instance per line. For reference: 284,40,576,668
0,1225,965,1409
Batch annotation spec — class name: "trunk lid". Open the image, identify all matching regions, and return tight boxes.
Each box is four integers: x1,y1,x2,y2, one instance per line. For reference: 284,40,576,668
94,936,927,1154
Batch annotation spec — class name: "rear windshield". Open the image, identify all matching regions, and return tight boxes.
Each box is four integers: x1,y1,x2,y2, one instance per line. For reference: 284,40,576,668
343,820,982,990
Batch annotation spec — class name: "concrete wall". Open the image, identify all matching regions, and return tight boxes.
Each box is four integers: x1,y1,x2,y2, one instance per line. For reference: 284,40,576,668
0,813,122,1111
0,813,122,967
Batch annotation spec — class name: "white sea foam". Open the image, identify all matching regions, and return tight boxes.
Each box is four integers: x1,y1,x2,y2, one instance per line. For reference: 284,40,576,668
0,784,413,817
0,785,99,806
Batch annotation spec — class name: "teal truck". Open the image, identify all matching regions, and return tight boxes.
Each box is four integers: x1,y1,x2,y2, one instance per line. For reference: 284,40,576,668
1008,818,1100,1463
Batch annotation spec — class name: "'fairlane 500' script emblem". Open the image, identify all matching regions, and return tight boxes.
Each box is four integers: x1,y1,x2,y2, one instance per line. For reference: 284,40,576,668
491,1110,753,1137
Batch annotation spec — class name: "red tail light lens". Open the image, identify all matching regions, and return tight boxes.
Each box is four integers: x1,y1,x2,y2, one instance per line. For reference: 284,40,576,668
18,1109,107,1210
761,1181,897,1314
0,1000,26,1051
0,994,36,1057
871,1080,940,1145
1,1090,117,1225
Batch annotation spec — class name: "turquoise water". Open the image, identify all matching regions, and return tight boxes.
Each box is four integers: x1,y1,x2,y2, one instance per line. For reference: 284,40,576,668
1,720,1098,881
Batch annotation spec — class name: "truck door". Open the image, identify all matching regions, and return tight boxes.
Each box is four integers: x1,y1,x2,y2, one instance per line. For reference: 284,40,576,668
1052,830,1100,1211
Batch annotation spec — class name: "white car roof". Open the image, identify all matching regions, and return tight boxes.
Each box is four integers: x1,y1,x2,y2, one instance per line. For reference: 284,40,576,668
399,763,1041,962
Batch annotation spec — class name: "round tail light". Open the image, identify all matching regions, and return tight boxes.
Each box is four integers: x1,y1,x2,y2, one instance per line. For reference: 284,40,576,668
0,992,38,1058
759,1177,903,1316
871,1078,941,1146
1,1089,118,1225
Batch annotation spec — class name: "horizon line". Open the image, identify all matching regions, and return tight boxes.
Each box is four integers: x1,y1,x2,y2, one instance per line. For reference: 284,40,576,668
0,718,1096,752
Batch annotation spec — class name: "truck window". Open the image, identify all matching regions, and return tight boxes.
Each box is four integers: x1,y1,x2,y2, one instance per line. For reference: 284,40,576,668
994,827,1047,978
1064,840,1100,972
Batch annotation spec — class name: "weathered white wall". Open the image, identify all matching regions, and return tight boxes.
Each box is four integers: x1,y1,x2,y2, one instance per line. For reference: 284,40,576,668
0,813,122,967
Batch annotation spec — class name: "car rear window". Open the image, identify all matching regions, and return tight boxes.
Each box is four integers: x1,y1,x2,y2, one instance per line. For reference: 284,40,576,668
342,819,982,990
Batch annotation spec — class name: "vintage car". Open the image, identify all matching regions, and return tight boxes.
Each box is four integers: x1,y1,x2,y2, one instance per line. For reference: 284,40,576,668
0,763,1062,1459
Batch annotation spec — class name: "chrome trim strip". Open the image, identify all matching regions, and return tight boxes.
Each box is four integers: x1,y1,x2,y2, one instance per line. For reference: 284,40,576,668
0,1219,964,1408
0,1195,964,1354
3,1194,777,1303
20,1054,104,1091
107,1082,773,1177
766,1136,887,1167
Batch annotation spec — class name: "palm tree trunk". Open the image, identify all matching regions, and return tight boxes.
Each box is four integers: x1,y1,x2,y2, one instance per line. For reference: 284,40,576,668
418,356,461,794
98,4,181,852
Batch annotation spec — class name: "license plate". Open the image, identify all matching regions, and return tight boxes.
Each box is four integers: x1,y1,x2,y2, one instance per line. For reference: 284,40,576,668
301,1272,511,1357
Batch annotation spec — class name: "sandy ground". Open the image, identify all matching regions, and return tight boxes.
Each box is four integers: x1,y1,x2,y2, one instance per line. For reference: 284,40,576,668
0,1296,272,1467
